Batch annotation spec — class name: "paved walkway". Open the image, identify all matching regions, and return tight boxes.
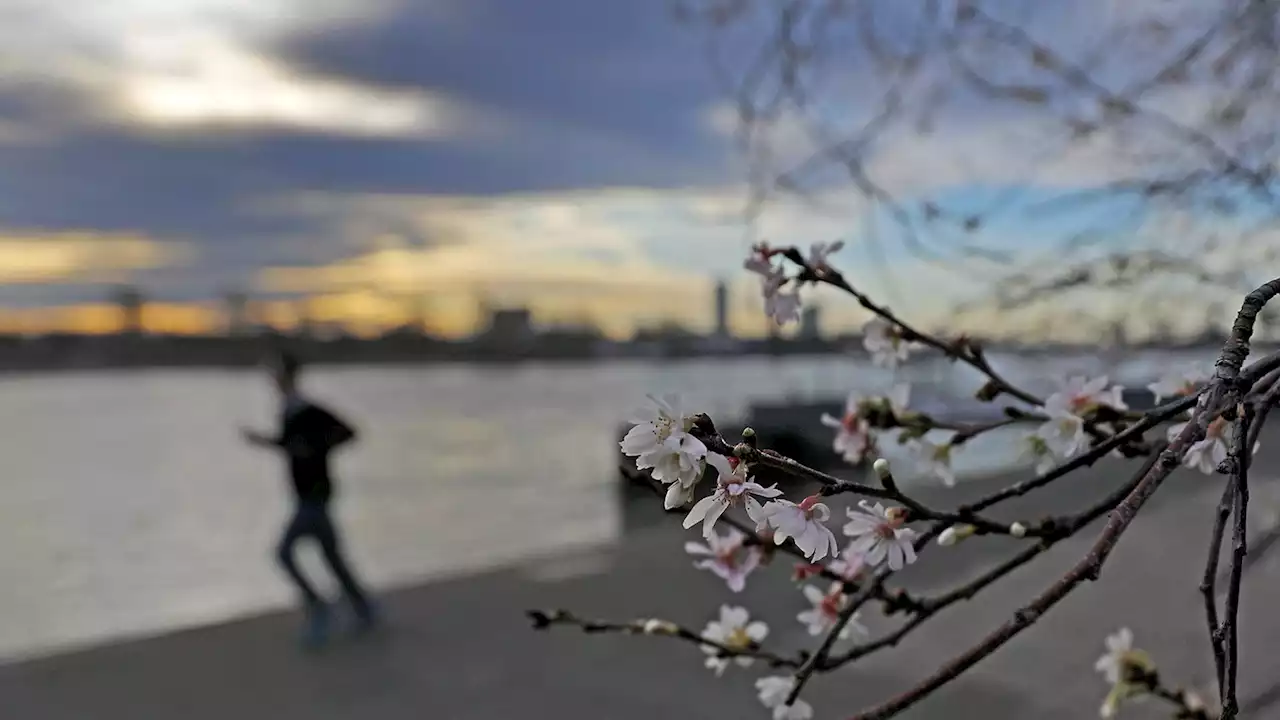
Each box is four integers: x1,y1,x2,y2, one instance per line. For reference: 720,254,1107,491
7,453,1280,719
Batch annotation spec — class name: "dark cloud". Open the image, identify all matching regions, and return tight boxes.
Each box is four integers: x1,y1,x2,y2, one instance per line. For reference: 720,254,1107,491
0,0,746,304
277,0,730,189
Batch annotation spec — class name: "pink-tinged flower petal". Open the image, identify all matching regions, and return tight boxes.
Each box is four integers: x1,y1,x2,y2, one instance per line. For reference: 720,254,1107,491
683,495,720,529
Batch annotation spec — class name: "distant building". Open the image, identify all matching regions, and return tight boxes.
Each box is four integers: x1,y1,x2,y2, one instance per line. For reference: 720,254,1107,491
713,280,730,338
799,305,822,340
224,290,249,336
112,285,144,335
485,308,534,342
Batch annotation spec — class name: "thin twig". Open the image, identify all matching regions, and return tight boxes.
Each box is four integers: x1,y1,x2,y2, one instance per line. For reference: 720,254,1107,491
1202,481,1233,695
1221,403,1255,720
525,609,804,669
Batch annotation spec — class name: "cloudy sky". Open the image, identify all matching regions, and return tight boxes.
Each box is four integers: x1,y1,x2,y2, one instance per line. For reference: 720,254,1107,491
0,0,1269,339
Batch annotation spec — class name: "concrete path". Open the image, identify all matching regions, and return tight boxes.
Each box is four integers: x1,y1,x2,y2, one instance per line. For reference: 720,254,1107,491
7,451,1280,719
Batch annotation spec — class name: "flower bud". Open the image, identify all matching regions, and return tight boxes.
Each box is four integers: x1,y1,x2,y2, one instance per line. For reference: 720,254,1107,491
642,619,678,635
1009,522,1028,538
937,524,976,546
872,458,891,479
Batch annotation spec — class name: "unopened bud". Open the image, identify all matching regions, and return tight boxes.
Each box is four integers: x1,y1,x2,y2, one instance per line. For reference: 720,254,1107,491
937,524,976,546
975,380,1000,402
938,527,959,547
642,619,678,635
873,458,891,479
1009,522,1028,538
742,427,756,438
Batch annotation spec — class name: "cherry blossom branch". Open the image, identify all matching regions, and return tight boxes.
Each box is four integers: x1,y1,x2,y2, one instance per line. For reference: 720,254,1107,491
1202,480,1232,694
780,244,1172,455
844,415,1222,719
843,277,1280,720
793,255,1043,408
822,444,1169,671
698,431,896,501
964,395,1198,513
616,459,925,613
589,237,1280,720
1131,667,1219,720
1196,363,1280,686
1220,404,1255,720
525,609,804,670
818,464,1047,539
695,421,1044,538
963,345,1280,515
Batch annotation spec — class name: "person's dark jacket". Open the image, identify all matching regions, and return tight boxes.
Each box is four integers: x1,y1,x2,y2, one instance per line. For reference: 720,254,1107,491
276,402,357,504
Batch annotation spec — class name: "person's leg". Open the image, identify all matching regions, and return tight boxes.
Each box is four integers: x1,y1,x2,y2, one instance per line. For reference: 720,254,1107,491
275,510,324,606
312,505,376,626
276,508,331,648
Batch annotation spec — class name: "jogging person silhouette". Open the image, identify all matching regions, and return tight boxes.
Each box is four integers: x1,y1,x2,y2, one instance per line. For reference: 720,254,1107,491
242,351,377,649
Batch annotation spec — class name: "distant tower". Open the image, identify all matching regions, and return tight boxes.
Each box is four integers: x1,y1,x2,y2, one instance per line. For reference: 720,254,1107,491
225,290,249,336
714,280,730,337
295,297,314,338
799,305,822,340
113,285,144,335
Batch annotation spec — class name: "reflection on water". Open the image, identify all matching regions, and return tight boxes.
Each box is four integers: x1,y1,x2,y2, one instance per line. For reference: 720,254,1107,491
0,350,1213,661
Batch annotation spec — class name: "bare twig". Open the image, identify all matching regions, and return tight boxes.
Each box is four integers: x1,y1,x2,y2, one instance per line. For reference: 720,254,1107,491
1221,403,1255,720
525,609,804,669
1202,481,1233,693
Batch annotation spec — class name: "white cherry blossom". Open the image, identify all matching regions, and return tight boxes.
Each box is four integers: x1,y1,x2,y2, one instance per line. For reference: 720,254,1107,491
862,316,916,369
683,459,782,538
620,394,707,488
905,436,955,487
1033,376,1128,463
1094,627,1143,685
797,582,867,638
765,288,803,326
829,550,867,581
843,500,918,571
700,605,769,676
1167,416,1260,474
756,676,814,720
1034,410,1088,460
807,240,844,273
684,527,762,593
1020,434,1058,475
1095,628,1156,718
1044,375,1128,417
759,495,841,562
1147,365,1210,404
821,392,875,464
858,383,911,419
744,242,782,277
746,244,803,326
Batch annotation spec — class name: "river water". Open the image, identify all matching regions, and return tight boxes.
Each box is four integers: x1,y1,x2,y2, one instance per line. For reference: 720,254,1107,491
0,349,1217,662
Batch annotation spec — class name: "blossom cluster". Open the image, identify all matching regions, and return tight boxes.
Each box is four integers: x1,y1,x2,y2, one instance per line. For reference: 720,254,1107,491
607,242,1248,719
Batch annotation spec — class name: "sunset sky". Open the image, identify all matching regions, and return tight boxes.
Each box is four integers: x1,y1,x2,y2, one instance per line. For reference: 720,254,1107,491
0,0,1272,340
